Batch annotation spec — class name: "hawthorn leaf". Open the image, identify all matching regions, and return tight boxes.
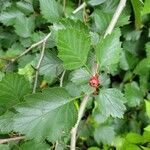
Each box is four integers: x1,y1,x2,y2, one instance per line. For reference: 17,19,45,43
92,5,130,33
131,0,143,29
88,0,107,6
141,0,150,15
122,25,142,41
94,125,115,144
0,9,24,26
126,132,143,144
122,143,141,150
96,88,126,118
96,29,121,70
141,147,150,150
144,125,150,132
92,9,111,33
14,16,35,38
125,82,143,107
120,50,139,71
38,52,63,83
13,87,77,141
65,82,82,97
16,1,34,15
60,18,89,34
134,58,150,76
0,144,9,150
145,100,150,118
57,28,91,70
0,111,15,133
0,74,31,108
20,140,49,150
70,68,90,85
39,0,61,23
87,147,100,150
146,42,150,58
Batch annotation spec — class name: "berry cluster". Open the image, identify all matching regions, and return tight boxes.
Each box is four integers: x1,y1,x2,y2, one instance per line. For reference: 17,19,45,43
89,74,100,88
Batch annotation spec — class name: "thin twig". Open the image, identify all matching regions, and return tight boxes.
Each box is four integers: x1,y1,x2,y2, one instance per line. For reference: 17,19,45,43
104,0,127,38
2,32,51,71
14,32,52,61
32,41,46,93
0,57,11,61
0,136,25,144
55,141,58,150
78,0,82,6
60,70,66,87
92,62,99,75
63,0,66,13
72,2,86,14
70,95,89,150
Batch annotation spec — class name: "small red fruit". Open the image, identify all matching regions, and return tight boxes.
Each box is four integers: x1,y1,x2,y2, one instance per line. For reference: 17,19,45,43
89,74,100,88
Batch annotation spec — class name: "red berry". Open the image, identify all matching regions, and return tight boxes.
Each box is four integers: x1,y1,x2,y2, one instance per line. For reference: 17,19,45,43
89,74,100,88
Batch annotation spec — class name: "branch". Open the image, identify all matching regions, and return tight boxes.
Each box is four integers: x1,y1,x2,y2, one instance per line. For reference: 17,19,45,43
14,32,52,61
78,0,82,6
70,95,89,150
0,136,25,144
32,40,46,93
104,0,127,38
2,32,51,72
63,0,66,13
60,70,66,87
72,2,86,14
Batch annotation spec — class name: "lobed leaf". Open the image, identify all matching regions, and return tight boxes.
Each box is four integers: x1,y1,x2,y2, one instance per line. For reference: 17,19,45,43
57,28,91,70
13,87,77,141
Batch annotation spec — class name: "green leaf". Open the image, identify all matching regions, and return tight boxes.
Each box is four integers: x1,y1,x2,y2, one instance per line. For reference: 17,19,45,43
131,0,143,29
142,131,150,143
0,111,14,133
5,42,24,58
99,73,110,87
134,58,150,76
145,100,150,118
87,147,100,150
0,74,31,108
96,29,121,70
65,82,81,97
38,52,63,83
120,50,139,71
122,143,141,150
14,16,35,38
0,9,24,26
96,88,126,118
126,132,143,144
18,64,34,82
13,88,77,141
122,25,142,41
57,28,91,70
20,140,49,150
144,125,150,132
125,82,143,107
92,4,130,34
88,0,107,6
141,0,150,15
141,147,150,150
16,1,34,15
60,19,89,34
0,144,10,150
146,42,150,58
70,68,90,85
92,9,111,34
39,0,61,23
94,125,115,144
